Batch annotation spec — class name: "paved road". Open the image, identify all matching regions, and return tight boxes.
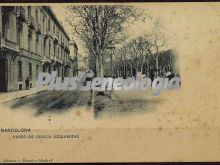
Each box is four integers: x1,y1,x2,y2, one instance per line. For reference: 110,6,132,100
4,90,92,116
94,91,162,118
3,90,163,118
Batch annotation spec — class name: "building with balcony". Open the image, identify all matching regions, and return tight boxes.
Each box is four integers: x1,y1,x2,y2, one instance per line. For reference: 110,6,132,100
69,39,78,77
0,6,74,92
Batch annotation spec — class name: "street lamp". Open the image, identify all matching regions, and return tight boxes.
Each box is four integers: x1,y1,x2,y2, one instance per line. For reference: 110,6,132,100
107,41,115,77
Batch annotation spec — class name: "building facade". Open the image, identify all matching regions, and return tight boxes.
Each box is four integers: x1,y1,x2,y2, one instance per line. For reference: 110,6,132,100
69,39,78,77
0,6,73,92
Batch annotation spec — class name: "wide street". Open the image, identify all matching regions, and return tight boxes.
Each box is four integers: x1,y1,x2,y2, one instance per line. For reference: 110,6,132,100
1,88,217,131
2,89,163,118
93,90,162,119
3,90,93,116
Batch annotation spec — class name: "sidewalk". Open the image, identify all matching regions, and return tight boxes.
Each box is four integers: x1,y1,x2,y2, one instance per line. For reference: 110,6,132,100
0,86,48,104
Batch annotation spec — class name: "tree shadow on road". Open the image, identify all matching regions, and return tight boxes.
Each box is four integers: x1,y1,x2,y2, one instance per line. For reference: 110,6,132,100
94,92,164,119
5,91,92,117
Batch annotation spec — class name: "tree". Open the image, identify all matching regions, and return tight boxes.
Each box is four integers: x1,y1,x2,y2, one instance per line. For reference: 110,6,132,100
147,19,167,77
66,5,139,77
158,49,177,75
130,35,153,75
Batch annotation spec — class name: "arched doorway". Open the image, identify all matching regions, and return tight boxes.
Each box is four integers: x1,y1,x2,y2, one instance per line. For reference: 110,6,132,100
0,58,7,92
42,62,51,73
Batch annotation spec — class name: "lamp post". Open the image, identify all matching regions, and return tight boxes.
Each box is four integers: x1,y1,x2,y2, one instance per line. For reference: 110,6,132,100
107,41,115,77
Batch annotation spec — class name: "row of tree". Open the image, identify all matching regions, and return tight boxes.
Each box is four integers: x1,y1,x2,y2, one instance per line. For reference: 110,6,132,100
67,5,143,77
67,5,178,78
104,33,178,78
105,47,177,78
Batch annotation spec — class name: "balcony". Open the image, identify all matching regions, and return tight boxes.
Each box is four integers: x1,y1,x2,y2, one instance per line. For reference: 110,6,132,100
63,57,71,67
2,7,14,17
18,75,23,81
53,34,58,44
27,16,35,29
28,28,32,37
61,42,64,48
50,54,55,60
67,60,71,67
55,57,62,64
0,38,20,53
35,22,41,34
56,31,59,37
64,46,70,54
42,56,50,64
16,7,25,22
43,30,49,39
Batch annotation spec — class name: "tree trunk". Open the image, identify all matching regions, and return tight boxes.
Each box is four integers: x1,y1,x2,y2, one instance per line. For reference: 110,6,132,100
96,59,99,77
117,69,120,77
123,60,126,77
140,63,144,75
99,62,104,77
141,55,146,75
155,54,159,77
125,60,128,77
110,55,113,77
130,64,133,76
99,56,104,77
96,56,104,77
146,58,149,77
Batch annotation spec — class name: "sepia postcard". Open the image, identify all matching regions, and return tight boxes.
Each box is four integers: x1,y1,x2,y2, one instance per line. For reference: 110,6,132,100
0,2,219,163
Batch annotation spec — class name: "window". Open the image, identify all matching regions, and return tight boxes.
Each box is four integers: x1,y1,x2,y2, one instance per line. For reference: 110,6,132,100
35,9,38,22
53,25,55,34
49,66,51,74
36,34,39,54
29,63,32,79
58,47,59,57
2,16,9,39
36,65,39,77
17,26,22,47
18,61,22,81
43,65,46,72
54,44,56,56
43,17,45,32
48,20,50,31
28,6,31,18
43,39,46,56
49,41,51,55
61,48,62,58
28,34,32,51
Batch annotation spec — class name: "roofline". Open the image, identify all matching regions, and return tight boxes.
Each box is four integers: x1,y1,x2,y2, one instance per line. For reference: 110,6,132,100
69,40,78,50
43,6,70,41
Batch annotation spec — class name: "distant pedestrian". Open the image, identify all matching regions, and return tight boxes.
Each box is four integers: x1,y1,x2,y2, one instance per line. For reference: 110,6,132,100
150,72,154,82
25,77,30,90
